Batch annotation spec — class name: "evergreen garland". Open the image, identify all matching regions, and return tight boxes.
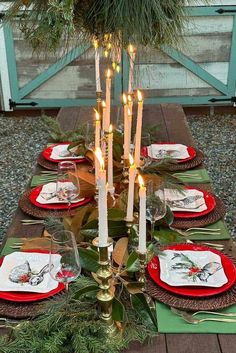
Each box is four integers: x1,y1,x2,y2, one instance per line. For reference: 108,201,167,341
5,0,209,52
0,277,157,353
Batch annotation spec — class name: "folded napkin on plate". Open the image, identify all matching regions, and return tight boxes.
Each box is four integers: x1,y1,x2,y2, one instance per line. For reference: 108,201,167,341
0,251,60,293
36,182,84,204
147,143,190,159
156,302,236,334
173,169,211,184
156,188,207,212
50,144,84,160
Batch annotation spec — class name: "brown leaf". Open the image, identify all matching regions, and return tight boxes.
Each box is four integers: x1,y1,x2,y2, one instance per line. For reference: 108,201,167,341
43,229,51,238
126,282,144,295
71,205,93,242
112,238,129,266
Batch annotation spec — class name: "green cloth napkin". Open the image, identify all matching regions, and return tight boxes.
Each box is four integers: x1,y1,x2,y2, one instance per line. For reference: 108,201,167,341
173,169,211,184
156,302,236,333
31,175,57,187
0,237,21,256
189,220,230,240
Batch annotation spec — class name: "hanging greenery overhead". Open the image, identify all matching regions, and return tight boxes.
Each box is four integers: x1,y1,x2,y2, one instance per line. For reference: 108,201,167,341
5,0,208,52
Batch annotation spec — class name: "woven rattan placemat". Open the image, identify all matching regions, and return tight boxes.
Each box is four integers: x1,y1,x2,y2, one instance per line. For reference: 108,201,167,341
171,196,226,229
19,190,93,218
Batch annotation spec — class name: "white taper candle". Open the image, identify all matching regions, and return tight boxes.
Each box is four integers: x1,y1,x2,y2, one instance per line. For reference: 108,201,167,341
138,175,146,254
126,154,136,222
134,90,143,168
95,148,108,246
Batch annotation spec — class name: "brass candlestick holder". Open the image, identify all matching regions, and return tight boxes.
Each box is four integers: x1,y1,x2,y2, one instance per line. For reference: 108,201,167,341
92,237,116,334
121,157,129,184
138,252,146,284
96,91,103,118
125,218,134,236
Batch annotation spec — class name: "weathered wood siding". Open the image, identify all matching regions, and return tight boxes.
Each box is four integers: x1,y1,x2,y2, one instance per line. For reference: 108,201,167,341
135,15,233,97
0,1,236,109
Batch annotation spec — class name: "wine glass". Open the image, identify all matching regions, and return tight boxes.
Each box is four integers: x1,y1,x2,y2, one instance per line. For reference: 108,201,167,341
56,161,80,209
146,181,166,235
49,230,81,292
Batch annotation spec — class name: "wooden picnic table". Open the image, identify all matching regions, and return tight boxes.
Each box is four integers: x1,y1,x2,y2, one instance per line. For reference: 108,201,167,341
1,104,236,353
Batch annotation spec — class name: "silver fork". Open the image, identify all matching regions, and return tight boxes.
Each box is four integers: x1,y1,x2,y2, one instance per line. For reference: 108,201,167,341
170,227,221,237
171,307,236,318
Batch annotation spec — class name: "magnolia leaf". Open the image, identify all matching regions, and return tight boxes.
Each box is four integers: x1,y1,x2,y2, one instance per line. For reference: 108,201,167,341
126,251,139,272
108,208,126,221
87,208,98,223
153,227,183,245
78,247,99,272
131,293,157,329
63,216,72,231
146,243,155,263
125,282,143,295
112,297,125,322
163,205,174,226
112,237,129,266
71,205,93,241
73,284,99,300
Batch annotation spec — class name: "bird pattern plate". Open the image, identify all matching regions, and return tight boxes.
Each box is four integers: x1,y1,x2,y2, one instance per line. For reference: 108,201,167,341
147,244,236,297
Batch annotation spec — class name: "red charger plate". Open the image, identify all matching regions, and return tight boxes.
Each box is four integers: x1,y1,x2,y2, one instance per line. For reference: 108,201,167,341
172,186,216,219
42,143,87,163
0,250,65,302
29,184,93,210
147,244,236,298
141,142,196,163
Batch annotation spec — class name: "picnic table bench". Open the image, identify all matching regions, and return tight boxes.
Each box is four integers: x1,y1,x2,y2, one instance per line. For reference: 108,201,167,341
1,104,236,353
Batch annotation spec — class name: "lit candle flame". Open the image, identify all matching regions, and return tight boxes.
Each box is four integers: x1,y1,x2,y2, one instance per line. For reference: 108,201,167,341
128,44,134,54
127,107,132,116
106,69,111,78
128,94,132,103
104,50,109,58
95,147,104,170
93,39,98,49
123,93,127,105
94,108,100,121
109,124,113,133
138,174,144,187
116,64,120,73
102,100,106,109
107,43,112,50
129,154,134,166
137,90,143,102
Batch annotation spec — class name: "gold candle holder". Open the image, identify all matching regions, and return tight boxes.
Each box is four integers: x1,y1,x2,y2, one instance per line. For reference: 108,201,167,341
125,218,134,236
138,252,146,284
92,237,116,334
96,91,103,118
121,157,129,184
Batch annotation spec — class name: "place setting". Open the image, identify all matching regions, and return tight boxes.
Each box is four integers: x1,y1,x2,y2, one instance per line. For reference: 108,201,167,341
141,142,205,171
19,161,93,218
0,230,81,319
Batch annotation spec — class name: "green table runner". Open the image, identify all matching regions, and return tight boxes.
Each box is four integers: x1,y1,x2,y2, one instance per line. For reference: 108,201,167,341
156,302,236,333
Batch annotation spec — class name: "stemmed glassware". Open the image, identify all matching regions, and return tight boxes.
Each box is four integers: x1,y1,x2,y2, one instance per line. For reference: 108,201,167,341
146,180,167,236
49,230,81,292
56,161,80,209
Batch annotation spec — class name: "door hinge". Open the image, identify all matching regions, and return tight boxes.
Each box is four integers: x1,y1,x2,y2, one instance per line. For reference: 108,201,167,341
9,99,38,109
216,8,236,14
208,97,236,103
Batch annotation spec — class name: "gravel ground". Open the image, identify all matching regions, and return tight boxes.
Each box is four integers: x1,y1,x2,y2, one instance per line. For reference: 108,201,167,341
0,113,235,240
0,115,49,239
187,114,236,238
